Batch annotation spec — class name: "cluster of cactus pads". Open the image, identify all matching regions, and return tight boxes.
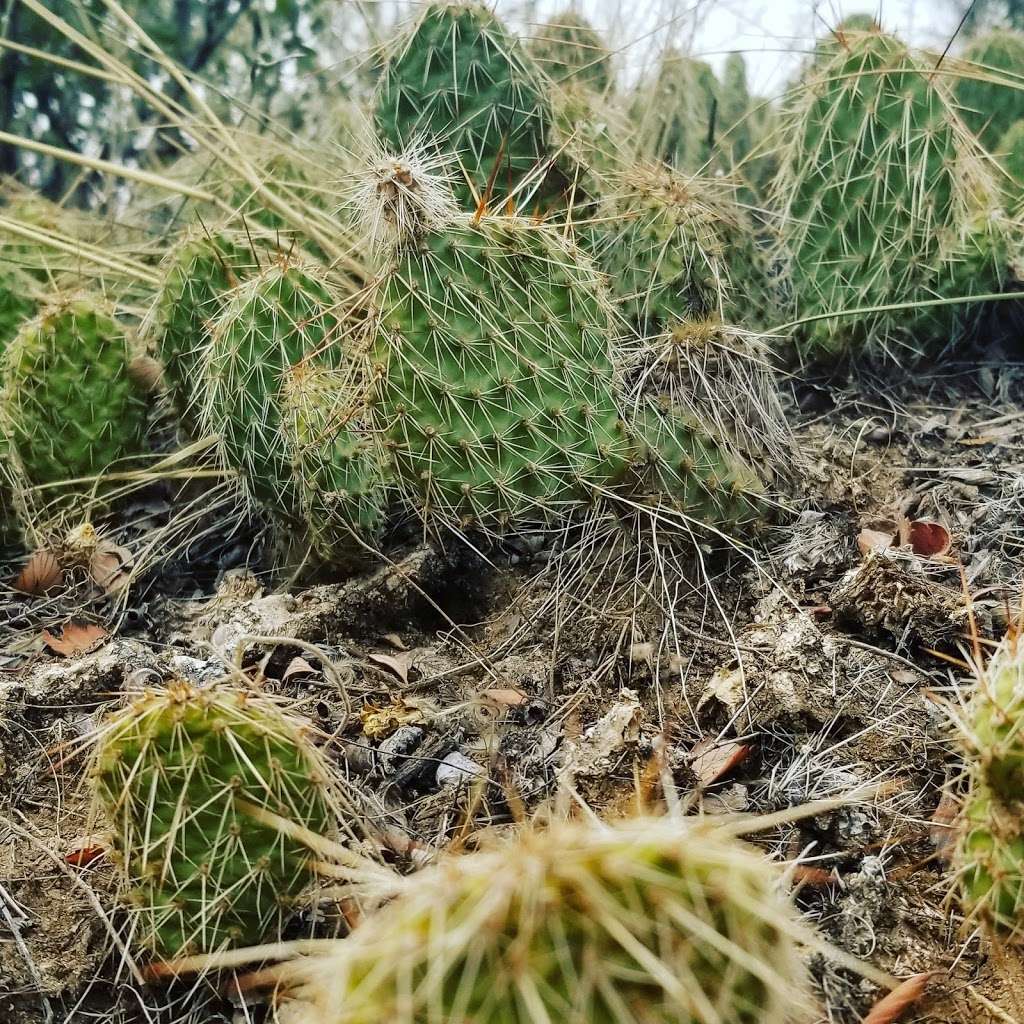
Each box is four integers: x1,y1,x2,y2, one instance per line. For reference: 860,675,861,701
279,814,810,1023
90,680,340,956
957,628,1024,936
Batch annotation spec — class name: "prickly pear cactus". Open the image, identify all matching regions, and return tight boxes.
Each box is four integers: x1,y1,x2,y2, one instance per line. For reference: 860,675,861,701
1,295,147,493
282,362,387,570
202,257,342,519
955,31,1024,153
957,631,1024,935
368,207,629,536
0,262,37,353
632,51,719,172
775,26,1009,359
375,3,558,209
997,120,1024,188
151,233,250,436
598,165,774,330
530,11,613,92
90,680,336,957
280,815,810,1024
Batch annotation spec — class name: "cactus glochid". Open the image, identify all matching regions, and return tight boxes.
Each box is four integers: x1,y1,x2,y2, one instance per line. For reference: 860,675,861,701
279,815,811,1024
1,294,147,493
957,628,1024,936
375,3,558,208
90,680,338,957
775,26,1009,360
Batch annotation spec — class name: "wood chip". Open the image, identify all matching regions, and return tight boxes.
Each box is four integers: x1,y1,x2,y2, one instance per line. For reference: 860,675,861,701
41,622,109,657
863,972,937,1024
12,549,63,596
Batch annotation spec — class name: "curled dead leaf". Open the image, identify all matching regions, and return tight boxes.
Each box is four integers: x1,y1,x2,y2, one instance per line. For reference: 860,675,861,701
368,651,416,685
42,621,109,657
689,737,751,787
12,549,63,596
281,656,317,682
361,696,427,738
790,865,841,889
902,519,952,559
480,687,528,707
858,528,895,557
65,844,106,868
88,539,134,595
929,792,959,863
863,972,937,1024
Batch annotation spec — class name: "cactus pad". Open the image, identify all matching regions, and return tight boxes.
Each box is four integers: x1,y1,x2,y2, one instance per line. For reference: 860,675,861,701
91,680,336,957
530,11,613,92
1,295,147,493
955,32,1024,153
281,815,810,1024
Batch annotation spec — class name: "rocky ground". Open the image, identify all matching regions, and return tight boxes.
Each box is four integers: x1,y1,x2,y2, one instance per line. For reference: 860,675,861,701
2,357,1024,1024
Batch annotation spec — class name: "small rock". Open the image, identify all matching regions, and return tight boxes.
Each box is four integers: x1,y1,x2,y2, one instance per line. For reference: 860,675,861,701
436,751,485,787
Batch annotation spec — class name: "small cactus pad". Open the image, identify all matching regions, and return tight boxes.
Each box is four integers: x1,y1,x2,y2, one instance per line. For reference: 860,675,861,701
599,166,774,330
530,11,613,92
202,258,342,519
775,27,1008,359
955,31,1024,153
281,815,810,1024
152,232,251,436
282,362,387,570
1,295,147,493
91,681,336,957
375,3,557,208
368,210,629,535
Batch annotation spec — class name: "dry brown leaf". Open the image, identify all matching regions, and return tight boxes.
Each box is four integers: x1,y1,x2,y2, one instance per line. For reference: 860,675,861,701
863,972,937,1024
88,539,134,595
689,737,751,787
281,656,317,682
858,528,895,557
790,865,840,889
360,697,427,738
929,792,959,863
12,549,63,596
480,687,528,707
368,651,416,685
381,633,409,651
42,622,109,657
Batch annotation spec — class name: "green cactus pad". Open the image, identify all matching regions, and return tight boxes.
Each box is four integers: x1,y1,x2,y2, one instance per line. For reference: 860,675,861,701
203,258,342,519
530,11,613,92
775,27,1009,359
281,815,810,1024
0,263,38,354
598,166,774,330
997,120,1024,190
955,32,1024,153
282,363,387,570
368,213,630,535
1,295,147,493
958,784,1024,935
152,233,252,436
375,3,558,209
91,680,336,957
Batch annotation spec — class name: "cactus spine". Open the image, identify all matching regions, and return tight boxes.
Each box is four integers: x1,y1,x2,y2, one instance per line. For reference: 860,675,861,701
0,295,147,495
957,630,1024,936
375,3,558,209
775,26,1009,359
280,815,810,1024
90,680,338,957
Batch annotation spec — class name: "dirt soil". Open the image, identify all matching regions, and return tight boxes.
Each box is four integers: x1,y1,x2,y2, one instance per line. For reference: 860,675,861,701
2,359,1024,1024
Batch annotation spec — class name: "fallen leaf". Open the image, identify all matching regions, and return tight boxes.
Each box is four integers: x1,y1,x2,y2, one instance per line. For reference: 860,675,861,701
790,865,841,889
368,651,416,685
858,528,895,557
863,972,937,1024
929,792,959,863
282,656,317,682
42,622,109,657
480,687,528,707
360,697,426,738
689,737,751,786
88,539,134,595
381,633,408,651
65,844,105,868
12,549,63,596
